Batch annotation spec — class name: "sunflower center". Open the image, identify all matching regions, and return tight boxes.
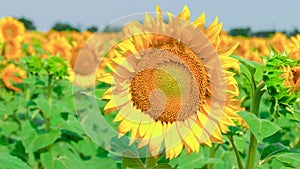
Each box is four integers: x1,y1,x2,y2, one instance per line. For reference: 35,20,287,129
129,41,209,122
3,25,17,39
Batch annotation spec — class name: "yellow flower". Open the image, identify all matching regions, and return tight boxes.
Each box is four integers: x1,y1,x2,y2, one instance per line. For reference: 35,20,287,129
1,64,26,92
44,36,72,61
22,31,46,56
0,17,25,41
71,33,123,88
3,40,23,60
98,5,242,159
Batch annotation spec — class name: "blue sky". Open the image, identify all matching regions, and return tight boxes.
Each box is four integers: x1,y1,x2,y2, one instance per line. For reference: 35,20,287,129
0,0,299,31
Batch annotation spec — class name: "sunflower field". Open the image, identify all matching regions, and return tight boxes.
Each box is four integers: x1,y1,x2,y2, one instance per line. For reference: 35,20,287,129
0,5,300,169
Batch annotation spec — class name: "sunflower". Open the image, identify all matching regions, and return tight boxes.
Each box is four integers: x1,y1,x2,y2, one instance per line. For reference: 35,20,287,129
98,5,242,159
0,17,25,41
72,33,123,88
3,40,23,60
44,36,72,61
22,31,46,56
1,64,26,92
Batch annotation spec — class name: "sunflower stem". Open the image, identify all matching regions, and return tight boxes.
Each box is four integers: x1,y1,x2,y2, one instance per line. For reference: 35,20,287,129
45,74,53,131
208,144,220,169
245,82,266,169
228,135,244,169
47,75,52,104
25,86,30,120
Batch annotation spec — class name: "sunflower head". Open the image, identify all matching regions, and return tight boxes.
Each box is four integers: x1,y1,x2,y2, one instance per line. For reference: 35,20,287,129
44,36,72,61
93,5,242,159
3,39,23,60
1,64,26,92
0,17,25,41
72,33,123,88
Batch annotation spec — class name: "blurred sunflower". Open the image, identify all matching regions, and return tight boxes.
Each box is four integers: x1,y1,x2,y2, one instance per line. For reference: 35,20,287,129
45,36,72,61
0,17,25,41
3,40,23,60
99,5,242,159
72,45,100,88
1,64,26,92
22,31,46,56
72,33,123,88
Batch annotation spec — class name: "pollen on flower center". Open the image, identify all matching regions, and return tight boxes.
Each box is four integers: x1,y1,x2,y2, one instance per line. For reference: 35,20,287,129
129,41,209,122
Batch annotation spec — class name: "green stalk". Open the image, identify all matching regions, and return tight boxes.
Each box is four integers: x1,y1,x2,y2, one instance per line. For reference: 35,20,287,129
25,86,30,119
245,82,266,169
228,135,244,169
47,75,53,104
208,144,221,169
45,74,53,131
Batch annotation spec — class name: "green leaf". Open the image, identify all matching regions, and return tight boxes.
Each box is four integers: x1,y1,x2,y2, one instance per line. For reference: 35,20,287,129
0,120,19,136
231,55,255,74
0,153,31,169
153,164,173,169
260,143,288,161
238,111,281,142
73,138,98,156
41,142,85,169
170,152,223,169
85,156,117,169
251,61,263,82
240,64,253,84
34,98,51,117
122,151,144,169
273,152,300,167
20,121,61,153
231,55,263,84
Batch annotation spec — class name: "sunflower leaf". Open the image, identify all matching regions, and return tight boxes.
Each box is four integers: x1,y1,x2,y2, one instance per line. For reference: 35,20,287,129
40,142,85,169
238,111,281,142
260,142,289,161
169,152,223,169
0,153,31,169
153,163,173,169
251,61,263,82
20,121,61,153
121,151,145,169
231,55,261,84
271,152,300,168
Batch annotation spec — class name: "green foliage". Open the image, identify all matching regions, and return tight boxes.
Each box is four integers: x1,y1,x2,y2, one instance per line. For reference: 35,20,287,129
86,25,99,32
239,111,281,142
0,152,32,169
46,56,68,79
263,51,300,119
52,22,81,32
18,17,36,31
0,54,114,169
25,56,44,75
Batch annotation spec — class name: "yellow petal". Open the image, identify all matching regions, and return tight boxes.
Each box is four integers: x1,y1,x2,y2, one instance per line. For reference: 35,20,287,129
98,73,113,84
149,122,164,156
177,5,190,21
192,12,206,30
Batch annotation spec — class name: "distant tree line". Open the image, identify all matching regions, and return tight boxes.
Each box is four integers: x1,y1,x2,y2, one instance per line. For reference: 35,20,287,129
228,27,300,37
16,17,300,37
